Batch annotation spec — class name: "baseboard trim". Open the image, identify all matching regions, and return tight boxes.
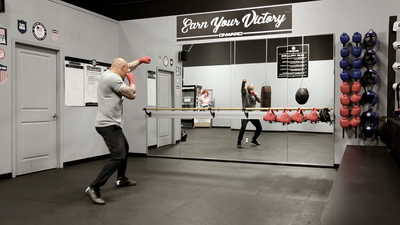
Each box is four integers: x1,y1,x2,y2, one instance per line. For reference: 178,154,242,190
0,173,12,180
64,153,148,167
147,155,335,168
128,153,147,157
63,154,109,167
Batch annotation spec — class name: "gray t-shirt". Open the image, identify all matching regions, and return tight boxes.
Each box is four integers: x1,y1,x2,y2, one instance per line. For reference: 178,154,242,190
95,70,125,127
242,91,257,108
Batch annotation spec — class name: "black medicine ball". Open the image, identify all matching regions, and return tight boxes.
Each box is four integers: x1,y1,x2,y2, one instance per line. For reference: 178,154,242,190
295,88,309,105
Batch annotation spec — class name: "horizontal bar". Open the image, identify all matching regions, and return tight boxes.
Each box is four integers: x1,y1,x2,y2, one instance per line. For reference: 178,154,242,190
144,109,334,120
142,107,333,111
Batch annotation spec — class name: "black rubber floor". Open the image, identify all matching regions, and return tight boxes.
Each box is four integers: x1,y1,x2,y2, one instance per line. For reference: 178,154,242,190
149,128,334,166
0,157,336,225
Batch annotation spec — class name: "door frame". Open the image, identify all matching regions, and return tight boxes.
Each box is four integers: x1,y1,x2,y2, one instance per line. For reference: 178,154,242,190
11,38,63,177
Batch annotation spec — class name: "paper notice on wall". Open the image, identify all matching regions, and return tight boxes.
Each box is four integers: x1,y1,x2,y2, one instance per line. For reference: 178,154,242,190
84,65,103,106
65,62,85,106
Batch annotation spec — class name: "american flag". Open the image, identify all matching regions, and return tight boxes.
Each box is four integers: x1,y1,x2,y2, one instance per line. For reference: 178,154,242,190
0,64,8,84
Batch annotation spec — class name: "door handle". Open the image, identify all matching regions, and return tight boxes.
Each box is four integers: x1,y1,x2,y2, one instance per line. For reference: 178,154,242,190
52,113,58,119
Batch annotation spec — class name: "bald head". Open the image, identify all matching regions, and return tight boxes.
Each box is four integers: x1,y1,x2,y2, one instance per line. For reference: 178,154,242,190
110,57,129,78
247,84,254,93
112,58,128,67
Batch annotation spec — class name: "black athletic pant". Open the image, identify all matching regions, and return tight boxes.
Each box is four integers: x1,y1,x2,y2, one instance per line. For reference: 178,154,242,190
90,125,129,189
237,119,262,143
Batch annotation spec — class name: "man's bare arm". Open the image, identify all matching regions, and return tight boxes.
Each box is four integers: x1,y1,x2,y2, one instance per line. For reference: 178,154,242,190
128,56,151,72
128,60,140,72
241,81,246,94
119,84,136,100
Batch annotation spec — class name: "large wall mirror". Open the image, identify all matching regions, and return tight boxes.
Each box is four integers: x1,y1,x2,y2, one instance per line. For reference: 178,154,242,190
146,34,334,166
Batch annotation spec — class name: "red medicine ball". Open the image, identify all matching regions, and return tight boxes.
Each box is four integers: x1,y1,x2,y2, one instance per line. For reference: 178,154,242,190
340,106,350,117
340,94,350,105
340,117,350,128
351,81,362,93
340,82,351,94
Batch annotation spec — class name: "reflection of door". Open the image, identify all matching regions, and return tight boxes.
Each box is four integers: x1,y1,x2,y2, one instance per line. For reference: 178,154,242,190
15,43,58,176
157,70,173,147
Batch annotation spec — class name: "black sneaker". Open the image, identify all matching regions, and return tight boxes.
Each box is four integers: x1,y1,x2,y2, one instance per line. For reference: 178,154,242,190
116,176,137,187
85,187,105,205
251,140,260,146
237,142,242,148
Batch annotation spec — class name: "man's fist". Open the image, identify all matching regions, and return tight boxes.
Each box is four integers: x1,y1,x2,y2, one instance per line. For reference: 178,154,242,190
242,79,247,83
126,73,135,84
138,56,151,64
251,90,258,98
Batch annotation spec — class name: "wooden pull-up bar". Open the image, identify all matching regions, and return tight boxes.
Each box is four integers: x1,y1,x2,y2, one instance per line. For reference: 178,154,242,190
142,107,333,111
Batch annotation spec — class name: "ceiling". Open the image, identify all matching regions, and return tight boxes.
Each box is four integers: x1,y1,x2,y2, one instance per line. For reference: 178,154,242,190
60,0,317,21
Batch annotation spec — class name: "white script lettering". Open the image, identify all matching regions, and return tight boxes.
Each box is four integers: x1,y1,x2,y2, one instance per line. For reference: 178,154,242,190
211,17,240,33
181,18,209,33
242,10,286,28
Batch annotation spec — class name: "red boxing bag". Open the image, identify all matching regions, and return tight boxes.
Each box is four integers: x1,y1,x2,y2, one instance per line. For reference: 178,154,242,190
263,108,277,123
340,94,350,105
350,117,361,127
340,106,350,117
351,81,362,93
340,117,350,128
305,107,319,123
350,105,361,116
291,108,304,123
276,109,292,125
350,93,362,104
340,82,351,94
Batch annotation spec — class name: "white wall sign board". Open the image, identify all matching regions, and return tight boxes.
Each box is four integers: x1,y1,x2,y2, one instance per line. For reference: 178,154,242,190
64,57,110,106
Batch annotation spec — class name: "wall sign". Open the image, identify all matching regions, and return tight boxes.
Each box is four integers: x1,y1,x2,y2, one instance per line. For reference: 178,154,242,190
64,57,111,106
277,44,309,78
0,27,7,45
32,22,47,41
0,49,5,59
52,29,59,41
18,20,27,34
163,56,169,67
177,5,292,41
0,64,8,84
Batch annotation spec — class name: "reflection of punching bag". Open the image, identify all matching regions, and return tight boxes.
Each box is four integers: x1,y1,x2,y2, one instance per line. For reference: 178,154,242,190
295,88,309,105
260,77,271,108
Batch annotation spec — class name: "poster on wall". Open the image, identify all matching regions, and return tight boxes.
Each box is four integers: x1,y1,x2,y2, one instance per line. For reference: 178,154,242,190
0,64,8,84
194,88,214,127
277,44,309,78
65,61,84,106
0,27,7,45
18,20,27,34
64,57,110,106
84,64,103,106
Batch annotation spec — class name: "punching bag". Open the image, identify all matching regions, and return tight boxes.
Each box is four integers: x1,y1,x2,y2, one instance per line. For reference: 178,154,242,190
295,88,309,105
261,77,271,109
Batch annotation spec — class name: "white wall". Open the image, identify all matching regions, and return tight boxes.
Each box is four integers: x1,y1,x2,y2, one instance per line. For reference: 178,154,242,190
0,0,120,175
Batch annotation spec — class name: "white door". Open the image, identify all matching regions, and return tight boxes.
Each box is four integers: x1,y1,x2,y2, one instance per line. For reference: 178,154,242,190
157,70,173,147
15,43,58,176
